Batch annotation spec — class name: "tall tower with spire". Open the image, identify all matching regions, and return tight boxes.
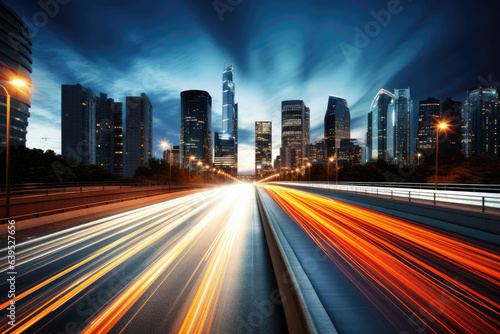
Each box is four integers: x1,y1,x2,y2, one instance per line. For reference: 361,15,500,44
214,65,238,176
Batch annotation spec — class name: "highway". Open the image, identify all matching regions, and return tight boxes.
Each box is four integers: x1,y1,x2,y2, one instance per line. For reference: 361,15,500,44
258,184,500,333
0,184,286,333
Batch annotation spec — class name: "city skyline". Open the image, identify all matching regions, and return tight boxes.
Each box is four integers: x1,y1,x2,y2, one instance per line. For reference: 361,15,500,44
3,0,500,173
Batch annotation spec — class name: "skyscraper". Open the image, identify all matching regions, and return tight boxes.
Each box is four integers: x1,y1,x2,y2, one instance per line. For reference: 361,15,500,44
61,84,97,165
416,97,440,154
366,111,373,163
462,86,498,158
281,100,310,169
180,90,212,170
439,98,462,158
0,2,32,150
222,65,237,139
214,65,238,175
113,102,124,178
370,89,394,162
96,93,123,176
124,93,153,178
394,88,413,165
255,121,273,179
324,96,350,158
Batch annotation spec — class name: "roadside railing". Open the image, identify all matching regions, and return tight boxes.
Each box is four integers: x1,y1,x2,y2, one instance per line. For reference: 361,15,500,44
0,181,203,199
274,182,500,212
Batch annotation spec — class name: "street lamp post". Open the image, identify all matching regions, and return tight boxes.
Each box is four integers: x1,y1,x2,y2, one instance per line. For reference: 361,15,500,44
189,156,195,190
160,141,172,193
307,163,311,182
197,161,202,181
435,122,448,191
417,153,422,165
335,149,339,186
296,168,299,182
1,79,28,218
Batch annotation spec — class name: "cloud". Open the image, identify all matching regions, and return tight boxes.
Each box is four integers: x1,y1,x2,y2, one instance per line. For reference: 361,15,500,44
13,0,500,174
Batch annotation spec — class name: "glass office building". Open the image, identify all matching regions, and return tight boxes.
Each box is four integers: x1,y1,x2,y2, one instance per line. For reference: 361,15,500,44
324,95,350,158
462,86,498,158
394,88,413,165
416,97,440,153
180,90,212,171
370,89,394,162
281,100,310,169
255,121,273,179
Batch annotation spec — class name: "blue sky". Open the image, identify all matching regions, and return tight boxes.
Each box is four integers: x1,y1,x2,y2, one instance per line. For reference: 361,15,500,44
6,0,500,173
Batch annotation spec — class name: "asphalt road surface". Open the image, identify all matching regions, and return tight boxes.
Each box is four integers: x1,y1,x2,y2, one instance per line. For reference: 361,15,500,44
0,184,286,334
258,184,500,334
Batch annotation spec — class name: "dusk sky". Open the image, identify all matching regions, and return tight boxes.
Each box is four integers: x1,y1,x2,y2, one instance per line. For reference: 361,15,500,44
6,0,500,173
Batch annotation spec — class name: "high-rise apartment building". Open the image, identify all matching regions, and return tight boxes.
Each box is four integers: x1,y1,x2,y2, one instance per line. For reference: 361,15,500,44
0,2,32,150
394,88,413,165
61,84,97,165
179,90,212,171
281,100,310,169
96,93,123,177
324,95,350,158
416,97,440,154
124,93,153,178
255,121,273,179
462,86,498,158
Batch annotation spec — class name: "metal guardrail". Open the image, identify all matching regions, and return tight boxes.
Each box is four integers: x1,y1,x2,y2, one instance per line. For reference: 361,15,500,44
0,183,213,223
0,181,194,199
281,181,500,193
276,182,500,213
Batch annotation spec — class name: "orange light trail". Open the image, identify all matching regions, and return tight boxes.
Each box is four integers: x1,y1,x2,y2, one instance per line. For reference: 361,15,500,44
259,184,500,333
0,190,224,334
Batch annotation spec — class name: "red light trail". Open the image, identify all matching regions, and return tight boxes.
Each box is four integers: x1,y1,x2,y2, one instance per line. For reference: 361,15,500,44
260,184,500,333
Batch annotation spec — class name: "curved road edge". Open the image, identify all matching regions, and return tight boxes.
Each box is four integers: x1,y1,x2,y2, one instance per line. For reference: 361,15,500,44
255,185,338,334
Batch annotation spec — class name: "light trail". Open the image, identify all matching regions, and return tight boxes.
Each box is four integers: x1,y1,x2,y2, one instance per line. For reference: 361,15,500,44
259,184,500,333
0,189,225,334
1,185,268,334
83,185,253,334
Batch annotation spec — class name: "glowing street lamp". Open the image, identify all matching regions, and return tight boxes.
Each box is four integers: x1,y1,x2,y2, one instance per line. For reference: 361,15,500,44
327,157,334,184
307,162,311,182
295,168,299,182
1,78,29,218
159,140,172,192
417,153,422,165
435,122,449,190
